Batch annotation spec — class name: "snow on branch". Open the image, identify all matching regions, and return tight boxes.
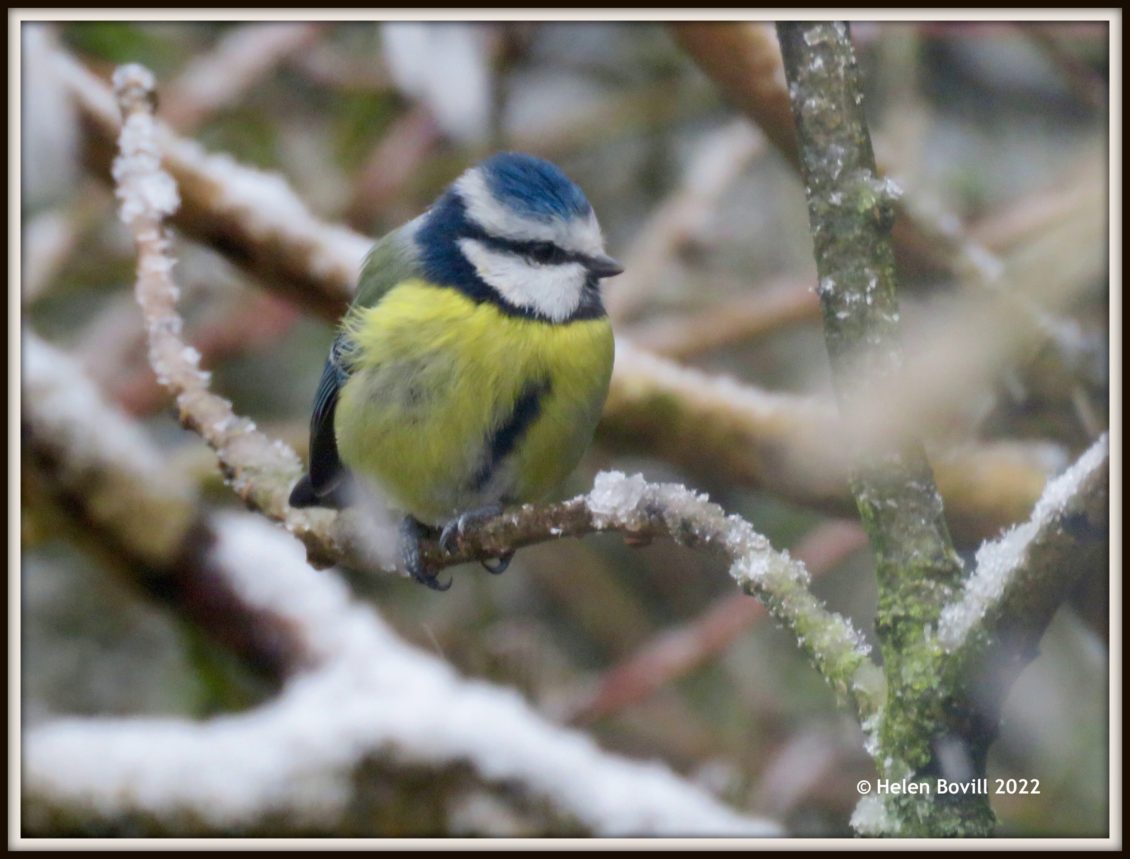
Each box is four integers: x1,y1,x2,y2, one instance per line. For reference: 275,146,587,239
112,64,308,524
430,472,883,720
59,50,366,320
937,434,1110,653
22,330,309,679
23,513,781,837
108,62,385,577
22,331,198,568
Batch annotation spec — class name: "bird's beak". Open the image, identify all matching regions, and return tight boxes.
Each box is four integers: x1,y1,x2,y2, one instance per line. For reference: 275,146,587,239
588,254,624,279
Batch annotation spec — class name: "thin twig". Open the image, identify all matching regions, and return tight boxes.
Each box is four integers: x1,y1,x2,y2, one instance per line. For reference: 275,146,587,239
606,120,764,323
572,520,868,723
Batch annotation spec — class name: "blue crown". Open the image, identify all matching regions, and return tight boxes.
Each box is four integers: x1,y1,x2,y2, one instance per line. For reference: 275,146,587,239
479,152,592,222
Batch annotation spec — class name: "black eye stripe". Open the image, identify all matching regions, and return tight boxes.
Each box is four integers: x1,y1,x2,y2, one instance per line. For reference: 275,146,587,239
465,229,584,266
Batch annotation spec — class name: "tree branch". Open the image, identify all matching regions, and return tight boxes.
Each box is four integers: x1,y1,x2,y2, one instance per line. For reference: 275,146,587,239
939,434,1109,655
21,331,307,682
778,22,986,835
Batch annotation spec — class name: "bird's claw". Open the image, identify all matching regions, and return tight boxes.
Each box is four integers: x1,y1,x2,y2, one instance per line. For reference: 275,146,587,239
438,505,514,577
400,516,451,592
481,552,514,575
438,519,464,555
438,505,504,555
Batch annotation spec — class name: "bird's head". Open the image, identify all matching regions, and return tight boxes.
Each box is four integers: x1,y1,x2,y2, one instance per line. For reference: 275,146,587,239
414,152,623,323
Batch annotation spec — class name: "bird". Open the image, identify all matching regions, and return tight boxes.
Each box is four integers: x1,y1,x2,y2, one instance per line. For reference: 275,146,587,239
289,152,622,590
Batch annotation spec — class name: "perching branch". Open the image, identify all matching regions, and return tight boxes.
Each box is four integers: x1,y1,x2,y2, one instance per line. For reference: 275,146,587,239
572,520,868,724
21,326,784,835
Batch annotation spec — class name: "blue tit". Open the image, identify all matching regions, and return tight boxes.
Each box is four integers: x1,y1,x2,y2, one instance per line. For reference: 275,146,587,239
289,152,622,590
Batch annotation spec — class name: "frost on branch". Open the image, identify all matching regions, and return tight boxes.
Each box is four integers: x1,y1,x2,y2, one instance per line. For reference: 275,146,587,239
586,472,883,718
112,65,180,226
936,434,1110,652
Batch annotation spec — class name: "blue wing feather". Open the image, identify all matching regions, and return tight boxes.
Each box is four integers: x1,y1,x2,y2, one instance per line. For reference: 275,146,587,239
290,337,351,508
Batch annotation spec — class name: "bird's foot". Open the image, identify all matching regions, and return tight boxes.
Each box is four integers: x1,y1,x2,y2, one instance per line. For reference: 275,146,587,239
400,516,451,592
438,504,514,575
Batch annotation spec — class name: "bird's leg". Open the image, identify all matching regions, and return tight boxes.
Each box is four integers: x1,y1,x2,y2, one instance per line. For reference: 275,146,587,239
438,504,515,575
399,515,451,592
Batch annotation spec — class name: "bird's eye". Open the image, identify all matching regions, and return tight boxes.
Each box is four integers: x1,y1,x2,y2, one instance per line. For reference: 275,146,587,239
528,242,564,265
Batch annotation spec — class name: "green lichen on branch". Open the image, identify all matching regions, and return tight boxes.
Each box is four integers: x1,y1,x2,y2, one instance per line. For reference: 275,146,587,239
777,22,986,835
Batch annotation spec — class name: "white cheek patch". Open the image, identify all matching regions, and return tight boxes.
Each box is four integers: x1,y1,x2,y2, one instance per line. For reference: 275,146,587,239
458,238,587,323
455,170,605,258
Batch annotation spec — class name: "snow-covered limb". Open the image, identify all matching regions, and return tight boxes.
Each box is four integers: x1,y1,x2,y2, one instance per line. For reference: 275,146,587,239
23,514,780,837
59,49,365,321
572,521,868,723
854,436,1109,839
22,332,197,568
937,434,1110,653
21,330,309,679
109,61,373,576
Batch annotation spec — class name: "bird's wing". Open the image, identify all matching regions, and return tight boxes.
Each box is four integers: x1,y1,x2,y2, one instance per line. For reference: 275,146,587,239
294,223,423,507
305,335,351,497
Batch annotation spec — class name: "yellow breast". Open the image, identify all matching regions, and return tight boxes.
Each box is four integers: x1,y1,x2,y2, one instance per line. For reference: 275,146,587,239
334,279,614,523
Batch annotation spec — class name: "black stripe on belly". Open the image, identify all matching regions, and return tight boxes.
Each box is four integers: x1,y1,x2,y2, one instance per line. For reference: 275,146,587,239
469,379,551,491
